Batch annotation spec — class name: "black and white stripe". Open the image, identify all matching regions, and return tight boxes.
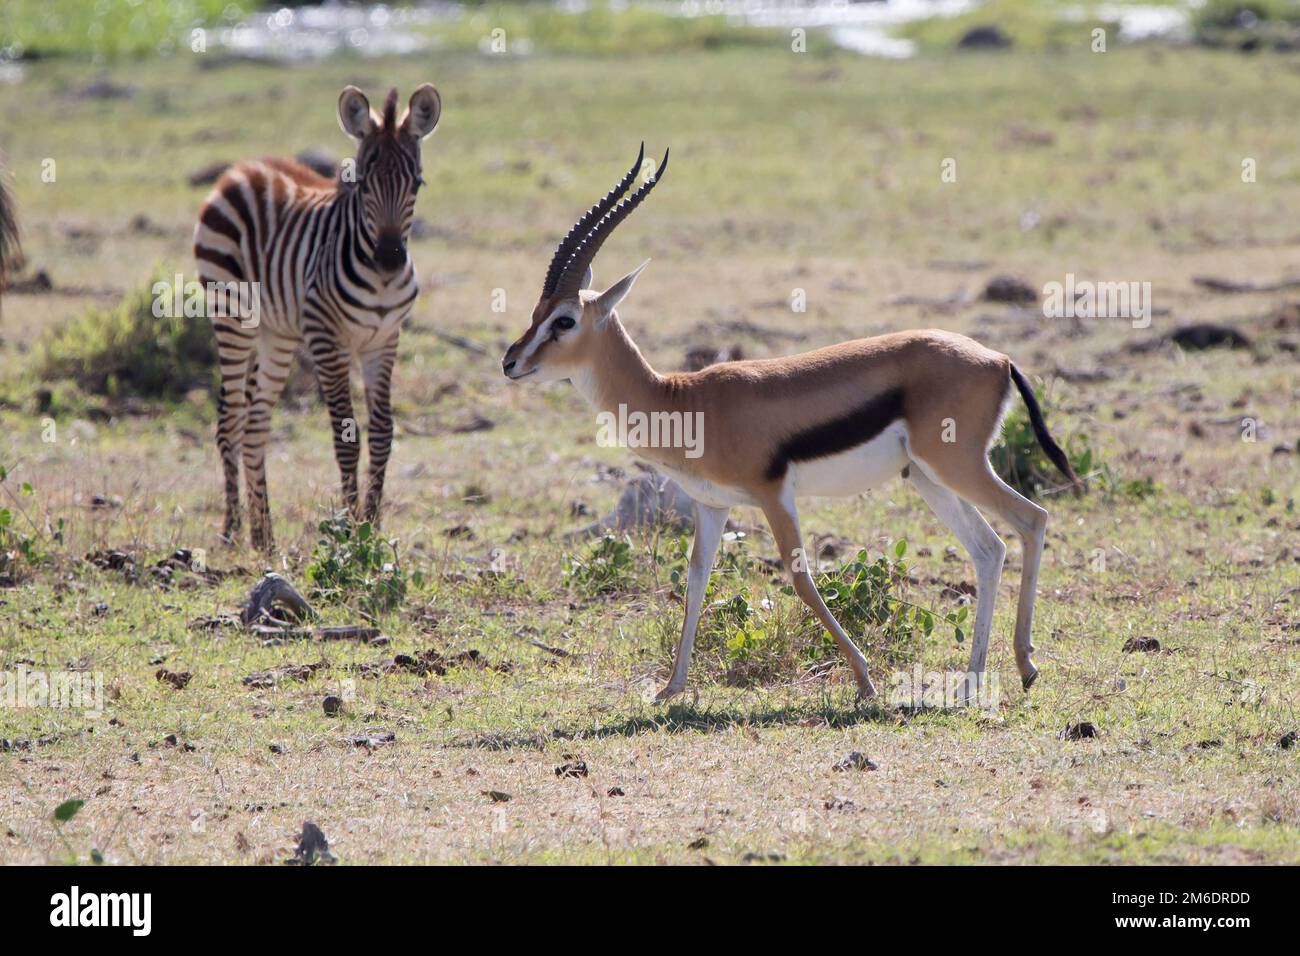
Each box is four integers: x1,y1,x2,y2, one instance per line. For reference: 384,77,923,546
193,85,440,550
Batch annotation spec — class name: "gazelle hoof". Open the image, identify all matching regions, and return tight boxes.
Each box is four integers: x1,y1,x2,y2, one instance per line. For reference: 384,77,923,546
653,683,684,703
856,681,878,702
1021,667,1039,691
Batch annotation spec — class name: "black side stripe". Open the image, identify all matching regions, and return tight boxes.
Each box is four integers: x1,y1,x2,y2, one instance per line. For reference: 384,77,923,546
764,387,905,482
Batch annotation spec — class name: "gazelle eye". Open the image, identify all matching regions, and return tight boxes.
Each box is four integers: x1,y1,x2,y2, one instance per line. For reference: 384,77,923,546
553,315,576,331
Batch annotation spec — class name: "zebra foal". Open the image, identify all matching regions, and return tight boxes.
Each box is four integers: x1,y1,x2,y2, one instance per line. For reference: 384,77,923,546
193,85,441,550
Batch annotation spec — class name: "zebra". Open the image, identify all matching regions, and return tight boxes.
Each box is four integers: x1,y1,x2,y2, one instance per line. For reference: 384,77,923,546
0,151,20,308
193,85,441,551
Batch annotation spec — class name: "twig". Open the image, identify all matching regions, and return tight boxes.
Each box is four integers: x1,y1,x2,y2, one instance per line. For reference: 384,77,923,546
432,330,489,355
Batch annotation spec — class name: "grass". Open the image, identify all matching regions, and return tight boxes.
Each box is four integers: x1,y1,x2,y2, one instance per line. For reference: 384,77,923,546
0,0,256,60
1,33,1299,863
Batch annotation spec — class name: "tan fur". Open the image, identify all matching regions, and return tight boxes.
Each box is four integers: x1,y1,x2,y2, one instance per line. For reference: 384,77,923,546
509,306,1011,495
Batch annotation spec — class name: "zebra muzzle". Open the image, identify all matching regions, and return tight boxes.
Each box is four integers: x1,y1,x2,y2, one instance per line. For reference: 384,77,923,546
374,234,407,274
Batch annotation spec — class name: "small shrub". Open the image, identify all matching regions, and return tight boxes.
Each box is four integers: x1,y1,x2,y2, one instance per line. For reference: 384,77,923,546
1193,0,1298,31
38,270,216,400
665,539,965,687
0,464,62,583
305,513,410,616
992,389,1099,498
811,541,966,669
563,534,636,596
995,410,1155,502
659,529,754,599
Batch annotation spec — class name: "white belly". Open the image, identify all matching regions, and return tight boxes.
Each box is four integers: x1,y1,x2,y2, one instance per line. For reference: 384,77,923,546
650,421,910,509
654,462,756,509
787,421,910,498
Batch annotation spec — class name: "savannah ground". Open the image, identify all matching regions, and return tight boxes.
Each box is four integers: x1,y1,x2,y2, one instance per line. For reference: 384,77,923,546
1,5,1299,864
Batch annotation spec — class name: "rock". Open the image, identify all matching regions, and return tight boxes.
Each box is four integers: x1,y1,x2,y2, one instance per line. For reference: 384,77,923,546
555,759,589,779
75,77,136,100
347,731,395,749
1061,722,1098,741
1169,323,1252,350
286,821,336,866
833,752,878,772
564,471,696,540
982,274,1037,304
322,695,343,716
241,572,315,627
8,268,52,293
155,668,191,690
957,26,1012,50
1121,636,1161,653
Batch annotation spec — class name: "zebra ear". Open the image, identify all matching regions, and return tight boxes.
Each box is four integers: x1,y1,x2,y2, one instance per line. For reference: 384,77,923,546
401,84,442,141
338,87,377,141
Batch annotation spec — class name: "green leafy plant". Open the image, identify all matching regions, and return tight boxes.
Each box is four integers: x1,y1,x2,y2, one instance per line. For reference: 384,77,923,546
660,529,754,599
0,463,61,582
305,513,410,617
991,394,1065,497
665,539,966,687
991,390,1135,499
810,541,966,668
563,534,636,596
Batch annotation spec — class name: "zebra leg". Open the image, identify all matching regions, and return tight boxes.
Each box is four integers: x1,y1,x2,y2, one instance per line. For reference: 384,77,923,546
360,333,398,526
211,303,255,544
242,337,296,552
309,333,361,520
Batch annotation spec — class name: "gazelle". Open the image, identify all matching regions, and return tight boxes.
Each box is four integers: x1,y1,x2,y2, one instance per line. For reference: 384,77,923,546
503,147,1079,703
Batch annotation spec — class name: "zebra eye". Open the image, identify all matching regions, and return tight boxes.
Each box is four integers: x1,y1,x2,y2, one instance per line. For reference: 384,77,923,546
413,176,425,193
552,315,576,332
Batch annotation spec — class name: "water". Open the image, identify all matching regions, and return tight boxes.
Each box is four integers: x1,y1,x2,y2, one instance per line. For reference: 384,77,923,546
212,0,1193,62
668,0,982,59
214,2,457,62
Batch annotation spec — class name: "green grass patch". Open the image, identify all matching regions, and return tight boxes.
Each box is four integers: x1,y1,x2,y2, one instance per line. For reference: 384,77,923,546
36,270,216,402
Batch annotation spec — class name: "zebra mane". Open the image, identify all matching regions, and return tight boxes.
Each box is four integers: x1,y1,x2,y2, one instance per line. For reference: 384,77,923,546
382,88,399,130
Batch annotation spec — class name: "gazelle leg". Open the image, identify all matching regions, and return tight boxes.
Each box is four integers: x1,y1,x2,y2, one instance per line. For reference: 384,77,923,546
761,491,877,700
908,464,1005,704
656,502,728,703
926,463,1048,690
977,471,1048,690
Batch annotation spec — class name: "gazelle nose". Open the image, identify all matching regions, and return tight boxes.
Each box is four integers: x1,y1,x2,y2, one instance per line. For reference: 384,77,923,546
502,357,516,374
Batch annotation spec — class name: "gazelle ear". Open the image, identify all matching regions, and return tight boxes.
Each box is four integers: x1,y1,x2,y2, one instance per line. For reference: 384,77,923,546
400,83,442,141
338,87,377,141
581,264,594,291
595,260,649,316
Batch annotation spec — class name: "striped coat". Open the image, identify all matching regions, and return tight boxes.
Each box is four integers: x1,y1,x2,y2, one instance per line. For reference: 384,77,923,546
193,85,440,550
